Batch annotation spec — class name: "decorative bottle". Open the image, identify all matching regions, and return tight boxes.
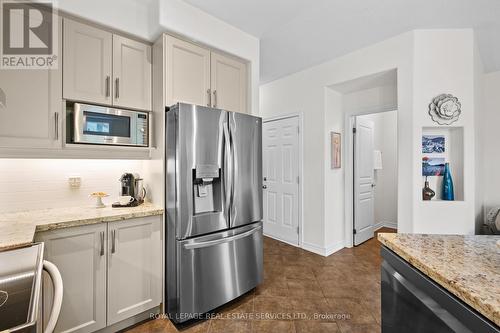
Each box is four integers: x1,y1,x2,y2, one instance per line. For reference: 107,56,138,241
442,163,454,201
422,176,435,200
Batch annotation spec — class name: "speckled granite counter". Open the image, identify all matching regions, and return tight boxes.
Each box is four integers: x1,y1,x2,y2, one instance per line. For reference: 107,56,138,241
0,203,163,251
378,233,500,327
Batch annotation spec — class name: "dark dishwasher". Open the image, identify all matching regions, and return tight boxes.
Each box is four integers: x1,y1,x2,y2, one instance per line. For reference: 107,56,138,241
381,246,499,333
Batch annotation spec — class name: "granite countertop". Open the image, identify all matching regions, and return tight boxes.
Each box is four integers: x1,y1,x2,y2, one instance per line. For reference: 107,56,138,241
378,233,500,327
0,202,163,251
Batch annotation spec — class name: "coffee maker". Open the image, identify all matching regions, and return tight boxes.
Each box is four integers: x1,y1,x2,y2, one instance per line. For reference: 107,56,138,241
112,173,147,207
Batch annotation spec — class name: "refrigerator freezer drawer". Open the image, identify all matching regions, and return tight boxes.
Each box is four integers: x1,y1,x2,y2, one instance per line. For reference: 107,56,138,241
174,222,263,322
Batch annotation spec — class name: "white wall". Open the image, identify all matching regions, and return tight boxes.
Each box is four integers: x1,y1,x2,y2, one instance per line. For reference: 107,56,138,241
323,88,345,253
412,30,476,235
474,40,485,233
481,71,500,223
0,160,144,213
57,0,159,40
261,29,480,254
260,31,414,253
358,111,398,229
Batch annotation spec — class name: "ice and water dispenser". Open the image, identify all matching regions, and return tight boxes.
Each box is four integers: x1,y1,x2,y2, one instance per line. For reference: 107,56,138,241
193,164,222,214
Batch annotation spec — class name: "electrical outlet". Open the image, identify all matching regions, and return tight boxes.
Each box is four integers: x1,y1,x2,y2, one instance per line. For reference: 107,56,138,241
68,175,82,188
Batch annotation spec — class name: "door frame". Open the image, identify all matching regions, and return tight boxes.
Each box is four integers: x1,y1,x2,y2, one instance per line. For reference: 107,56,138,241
344,109,398,248
263,113,304,247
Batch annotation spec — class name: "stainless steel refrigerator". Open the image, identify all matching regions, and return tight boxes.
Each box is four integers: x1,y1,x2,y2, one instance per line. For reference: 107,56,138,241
165,103,263,323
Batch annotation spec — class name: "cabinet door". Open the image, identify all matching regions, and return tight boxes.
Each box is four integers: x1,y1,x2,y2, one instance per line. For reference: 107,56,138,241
0,15,62,149
210,52,248,113
113,35,152,110
36,224,107,333
63,19,112,105
166,36,210,107
107,216,162,325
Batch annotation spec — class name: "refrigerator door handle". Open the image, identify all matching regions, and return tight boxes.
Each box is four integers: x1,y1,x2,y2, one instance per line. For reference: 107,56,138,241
183,225,262,250
228,114,236,227
223,121,233,225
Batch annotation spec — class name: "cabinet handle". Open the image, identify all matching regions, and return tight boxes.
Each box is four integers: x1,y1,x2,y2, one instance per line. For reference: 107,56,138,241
111,229,116,254
213,90,217,108
54,112,59,140
206,89,211,107
99,231,104,256
115,78,120,99
105,76,110,97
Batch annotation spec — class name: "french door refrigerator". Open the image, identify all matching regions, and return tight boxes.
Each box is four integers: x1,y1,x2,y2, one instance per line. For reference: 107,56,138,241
165,103,263,323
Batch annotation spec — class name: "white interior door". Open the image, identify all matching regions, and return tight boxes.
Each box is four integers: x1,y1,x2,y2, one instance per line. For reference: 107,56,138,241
354,117,375,245
263,117,299,245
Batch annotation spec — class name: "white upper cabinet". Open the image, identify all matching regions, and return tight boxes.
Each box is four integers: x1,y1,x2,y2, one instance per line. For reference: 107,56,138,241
63,19,113,105
113,35,152,111
211,52,248,113
166,35,211,107
64,19,151,110
0,13,62,150
107,216,162,325
163,35,249,113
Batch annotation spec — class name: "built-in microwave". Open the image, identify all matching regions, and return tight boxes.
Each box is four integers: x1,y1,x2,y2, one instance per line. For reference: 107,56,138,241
72,103,149,147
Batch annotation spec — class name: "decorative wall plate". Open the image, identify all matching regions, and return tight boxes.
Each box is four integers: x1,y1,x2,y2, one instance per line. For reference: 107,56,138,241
429,94,461,125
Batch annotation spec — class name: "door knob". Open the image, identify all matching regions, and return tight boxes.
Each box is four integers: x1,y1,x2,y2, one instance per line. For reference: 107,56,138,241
263,177,267,181
262,185,267,189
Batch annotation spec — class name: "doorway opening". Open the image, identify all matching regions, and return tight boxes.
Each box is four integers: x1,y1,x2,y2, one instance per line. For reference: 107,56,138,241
327,68,399,248
352,111,398,245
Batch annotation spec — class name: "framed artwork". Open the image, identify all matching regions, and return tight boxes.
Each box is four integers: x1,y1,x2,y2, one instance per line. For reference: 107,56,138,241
422,135,445,154
422,157,445,176
331,132,341,169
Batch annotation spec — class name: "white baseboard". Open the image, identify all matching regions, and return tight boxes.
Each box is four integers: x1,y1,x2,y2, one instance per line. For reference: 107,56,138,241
263,232,299,247
302,240,345,257
325,240,345,256
263,233,345,257
374,221,398,231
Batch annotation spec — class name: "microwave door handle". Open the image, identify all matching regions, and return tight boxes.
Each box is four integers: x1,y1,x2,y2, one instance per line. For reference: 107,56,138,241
183,225,261,250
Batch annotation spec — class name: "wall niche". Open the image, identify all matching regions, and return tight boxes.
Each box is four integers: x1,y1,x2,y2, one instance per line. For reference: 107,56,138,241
421,126,464,201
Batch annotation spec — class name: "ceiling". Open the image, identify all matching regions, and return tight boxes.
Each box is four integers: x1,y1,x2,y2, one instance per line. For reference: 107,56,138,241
183,0,500,84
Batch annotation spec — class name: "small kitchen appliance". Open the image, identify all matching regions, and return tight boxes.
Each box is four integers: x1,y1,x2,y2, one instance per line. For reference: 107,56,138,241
112,173,147,207
70,103,149,147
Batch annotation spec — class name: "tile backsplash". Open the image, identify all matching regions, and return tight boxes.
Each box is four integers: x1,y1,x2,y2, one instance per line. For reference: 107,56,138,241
0,159,145,213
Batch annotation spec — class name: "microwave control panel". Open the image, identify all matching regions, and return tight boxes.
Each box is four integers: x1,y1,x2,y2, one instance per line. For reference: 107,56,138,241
136,113,149,146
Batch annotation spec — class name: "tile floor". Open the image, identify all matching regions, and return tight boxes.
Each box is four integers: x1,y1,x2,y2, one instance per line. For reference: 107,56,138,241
126,228,395,333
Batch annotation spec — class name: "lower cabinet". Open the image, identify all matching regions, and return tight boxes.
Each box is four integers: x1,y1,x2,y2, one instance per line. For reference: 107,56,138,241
37,223,107,333
107,218,162,325
36,215,162,333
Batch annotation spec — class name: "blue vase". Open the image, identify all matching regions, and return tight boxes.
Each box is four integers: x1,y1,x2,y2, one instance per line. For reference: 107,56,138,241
442,163,454,200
